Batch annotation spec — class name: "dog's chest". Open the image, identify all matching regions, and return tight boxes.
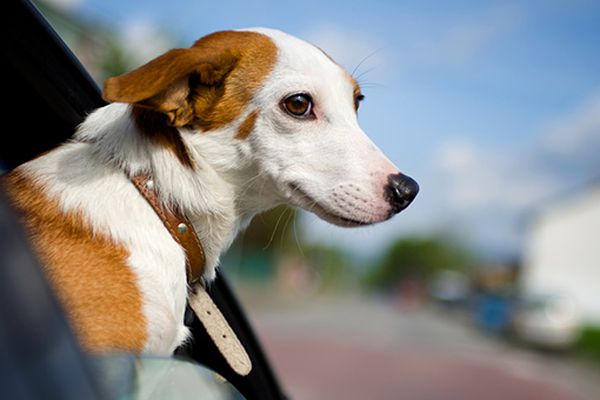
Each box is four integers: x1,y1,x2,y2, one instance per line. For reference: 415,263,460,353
19,145,192,353
77,175,191,353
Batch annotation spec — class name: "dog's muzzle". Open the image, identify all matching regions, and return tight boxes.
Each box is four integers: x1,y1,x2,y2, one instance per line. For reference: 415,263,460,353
385,173,419,215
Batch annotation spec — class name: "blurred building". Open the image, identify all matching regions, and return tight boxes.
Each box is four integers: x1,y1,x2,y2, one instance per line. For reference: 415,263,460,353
522,185,600,326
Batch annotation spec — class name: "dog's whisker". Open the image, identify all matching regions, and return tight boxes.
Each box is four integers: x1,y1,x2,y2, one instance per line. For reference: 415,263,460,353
257,172,271,201
240,173,262,189
280,207,295,250
354,65,380,83
351,47,385,79
358,82,386,89
238,172,266,198
292,209,305,258
263,207,288,250
240,171,266,190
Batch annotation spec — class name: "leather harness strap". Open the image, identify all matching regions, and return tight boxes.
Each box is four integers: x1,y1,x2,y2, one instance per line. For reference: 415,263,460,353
130,173,205,284
130,172,253,375
188,286,253,376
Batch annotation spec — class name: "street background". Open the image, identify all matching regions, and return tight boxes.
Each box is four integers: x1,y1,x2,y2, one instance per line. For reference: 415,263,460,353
240,291,600,400
35,1,600,399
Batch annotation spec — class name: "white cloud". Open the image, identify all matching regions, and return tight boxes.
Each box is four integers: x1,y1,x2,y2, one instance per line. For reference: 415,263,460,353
434,139,560,213
118,18,176,66
422,87,600,255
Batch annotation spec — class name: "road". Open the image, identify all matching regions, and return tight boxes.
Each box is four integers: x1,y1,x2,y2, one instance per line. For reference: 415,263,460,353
243,295,600,400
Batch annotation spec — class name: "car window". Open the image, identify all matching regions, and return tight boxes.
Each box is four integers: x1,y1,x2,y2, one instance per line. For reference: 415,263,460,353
93,355,245,400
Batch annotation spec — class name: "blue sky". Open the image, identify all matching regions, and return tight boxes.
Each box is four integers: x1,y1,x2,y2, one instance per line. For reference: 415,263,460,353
47,0,600,259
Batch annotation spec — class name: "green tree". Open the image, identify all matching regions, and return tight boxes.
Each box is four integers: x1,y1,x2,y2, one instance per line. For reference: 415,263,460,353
363,235,473,291
303,244,355,291
223,206,300,281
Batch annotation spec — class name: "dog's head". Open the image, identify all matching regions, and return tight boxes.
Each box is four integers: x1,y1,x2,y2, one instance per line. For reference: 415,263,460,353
103,28,418,227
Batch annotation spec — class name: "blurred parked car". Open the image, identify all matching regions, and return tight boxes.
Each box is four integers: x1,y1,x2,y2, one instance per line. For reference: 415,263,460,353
513,293,582,350
429,270,470,307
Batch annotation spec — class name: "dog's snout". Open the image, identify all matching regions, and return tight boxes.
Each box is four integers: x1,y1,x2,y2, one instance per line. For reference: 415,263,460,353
385,173,419,214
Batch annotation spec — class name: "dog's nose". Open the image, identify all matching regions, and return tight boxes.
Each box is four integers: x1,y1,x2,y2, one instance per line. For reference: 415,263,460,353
385,173,419,214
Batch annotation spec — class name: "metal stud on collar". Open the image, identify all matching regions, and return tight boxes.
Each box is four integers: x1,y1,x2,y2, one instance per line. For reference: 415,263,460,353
145,179,155,191
177,223,188,234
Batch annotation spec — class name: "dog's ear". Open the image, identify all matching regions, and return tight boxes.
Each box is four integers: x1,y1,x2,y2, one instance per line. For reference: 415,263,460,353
103,48,239,127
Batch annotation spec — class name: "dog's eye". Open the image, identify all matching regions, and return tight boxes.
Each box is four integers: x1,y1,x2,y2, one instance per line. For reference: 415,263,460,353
283,94,313,118
354,93,365,111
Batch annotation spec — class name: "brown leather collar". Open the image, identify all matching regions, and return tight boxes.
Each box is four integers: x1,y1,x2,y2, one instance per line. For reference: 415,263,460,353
130,173,205,284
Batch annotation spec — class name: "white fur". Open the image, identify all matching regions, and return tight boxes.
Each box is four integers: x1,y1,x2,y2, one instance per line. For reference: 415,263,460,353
18,28,402,353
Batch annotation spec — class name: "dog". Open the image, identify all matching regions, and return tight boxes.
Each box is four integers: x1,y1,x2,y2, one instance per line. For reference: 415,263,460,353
2,28,418,355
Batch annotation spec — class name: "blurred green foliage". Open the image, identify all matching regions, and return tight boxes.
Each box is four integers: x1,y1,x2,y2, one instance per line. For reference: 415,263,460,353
98,37,132,82
240,205,299,253
302,244,355,291
576,326,600,361
363,236,473,291
228,208,357,292
223,206,299,280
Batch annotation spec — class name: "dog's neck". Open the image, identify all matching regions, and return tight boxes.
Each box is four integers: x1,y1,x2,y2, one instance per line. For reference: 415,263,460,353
75,103,281,279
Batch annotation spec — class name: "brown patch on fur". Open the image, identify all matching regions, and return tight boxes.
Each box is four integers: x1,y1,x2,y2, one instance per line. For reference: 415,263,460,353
131,106,194,168
103,49,239,127
190,31,277,131
103,31,277,134
235,110,259,140
2,170,147,353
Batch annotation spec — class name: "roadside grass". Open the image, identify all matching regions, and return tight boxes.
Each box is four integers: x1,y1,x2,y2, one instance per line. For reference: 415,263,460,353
576,326,600,361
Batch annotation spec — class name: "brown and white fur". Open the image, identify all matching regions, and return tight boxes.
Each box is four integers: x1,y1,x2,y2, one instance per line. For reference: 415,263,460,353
2,28,418,355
